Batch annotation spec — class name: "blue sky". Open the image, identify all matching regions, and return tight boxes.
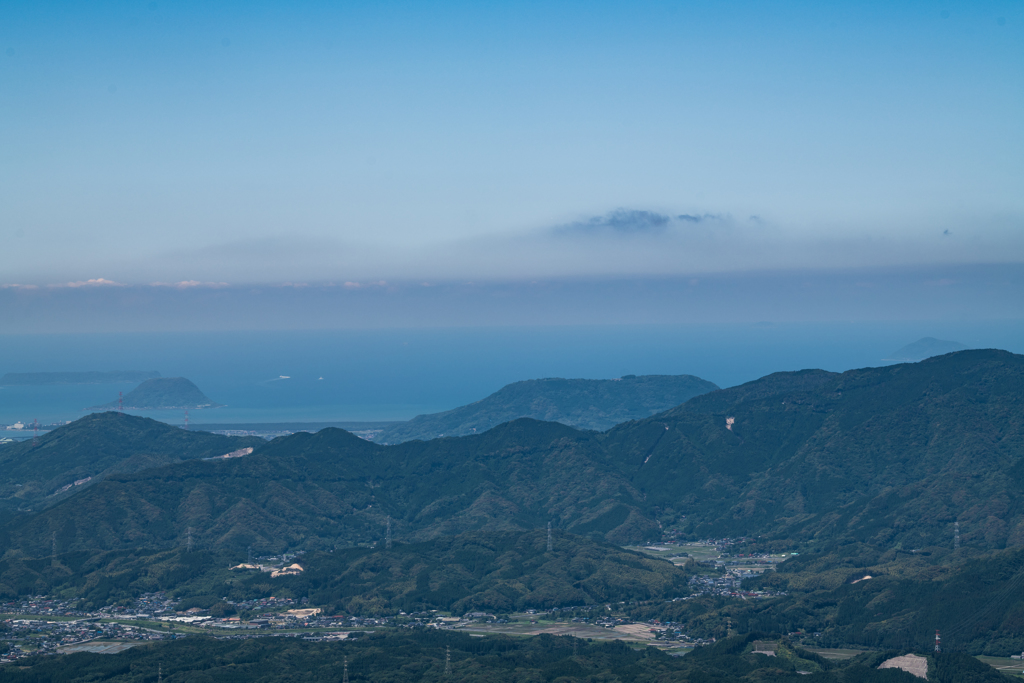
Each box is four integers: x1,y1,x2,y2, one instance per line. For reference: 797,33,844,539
1,0,1022,328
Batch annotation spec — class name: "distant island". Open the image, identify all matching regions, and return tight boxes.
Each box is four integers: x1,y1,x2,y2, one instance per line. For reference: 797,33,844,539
0,371,160,386
89,377,222,410
883,337,969,362
374,373,719,443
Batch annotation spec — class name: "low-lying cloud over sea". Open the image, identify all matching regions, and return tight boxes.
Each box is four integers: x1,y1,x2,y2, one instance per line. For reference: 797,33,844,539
1,262,1022,334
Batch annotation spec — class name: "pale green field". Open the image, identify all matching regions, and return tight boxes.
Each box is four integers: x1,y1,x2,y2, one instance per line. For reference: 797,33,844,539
976,656,1024,677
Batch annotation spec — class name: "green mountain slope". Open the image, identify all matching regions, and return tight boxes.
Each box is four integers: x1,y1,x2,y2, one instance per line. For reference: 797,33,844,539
603,349,1024,550
0,529,691,614
3,350,1024,655
761,544,1024,655
3,419,656,555
5,350,1024,558
623,541,1024,655
90,377,221,410
374,374,719,443
288,529,692,615
0,412,263,509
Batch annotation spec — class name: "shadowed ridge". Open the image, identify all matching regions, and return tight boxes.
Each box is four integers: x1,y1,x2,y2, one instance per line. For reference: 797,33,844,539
375,374,719,443
452,417,589,443
253,426,385,477
260,426,384,452
914,346,1020,368
0,412,264,509
603,347,1024,545
668,368,838,416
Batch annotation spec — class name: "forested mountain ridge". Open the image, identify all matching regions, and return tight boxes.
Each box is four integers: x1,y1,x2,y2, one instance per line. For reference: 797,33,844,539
374,373,719,443
609,349,1024,549
0,412,263,510
0,529,691,614
3,419,655,556
3,350,1022,559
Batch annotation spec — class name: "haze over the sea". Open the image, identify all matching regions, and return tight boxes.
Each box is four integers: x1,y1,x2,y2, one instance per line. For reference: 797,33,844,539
2,320,1022,426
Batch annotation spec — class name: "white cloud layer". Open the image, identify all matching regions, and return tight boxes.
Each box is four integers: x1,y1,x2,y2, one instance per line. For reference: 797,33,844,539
60,278,123,288
3,209,1022,288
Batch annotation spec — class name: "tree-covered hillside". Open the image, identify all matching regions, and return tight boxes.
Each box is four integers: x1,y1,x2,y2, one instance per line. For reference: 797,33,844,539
2,350,1024,656
282,529,693,616
605,349,1024,550
5,350,1023,556
622,541,1024,655
0,529,691,614
374,373,719,443
0,413,263,510
2,419,656,555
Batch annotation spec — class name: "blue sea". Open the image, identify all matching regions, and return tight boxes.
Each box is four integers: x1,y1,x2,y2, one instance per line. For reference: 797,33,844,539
1,321,1022,427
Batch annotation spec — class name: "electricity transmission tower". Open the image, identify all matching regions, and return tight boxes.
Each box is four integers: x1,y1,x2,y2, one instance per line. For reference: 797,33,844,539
386,516,392,550
547,521,553,552
954,522,960,550
342,656,349,683
186,527,194,552
445,645,451,676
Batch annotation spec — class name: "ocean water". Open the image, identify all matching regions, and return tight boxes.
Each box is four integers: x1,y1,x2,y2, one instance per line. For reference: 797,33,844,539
1,321,1021,426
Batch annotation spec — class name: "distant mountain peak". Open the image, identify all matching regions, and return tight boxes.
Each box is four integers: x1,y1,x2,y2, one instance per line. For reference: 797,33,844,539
90,377,222,410
374,374,720,443
883,337,969,363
